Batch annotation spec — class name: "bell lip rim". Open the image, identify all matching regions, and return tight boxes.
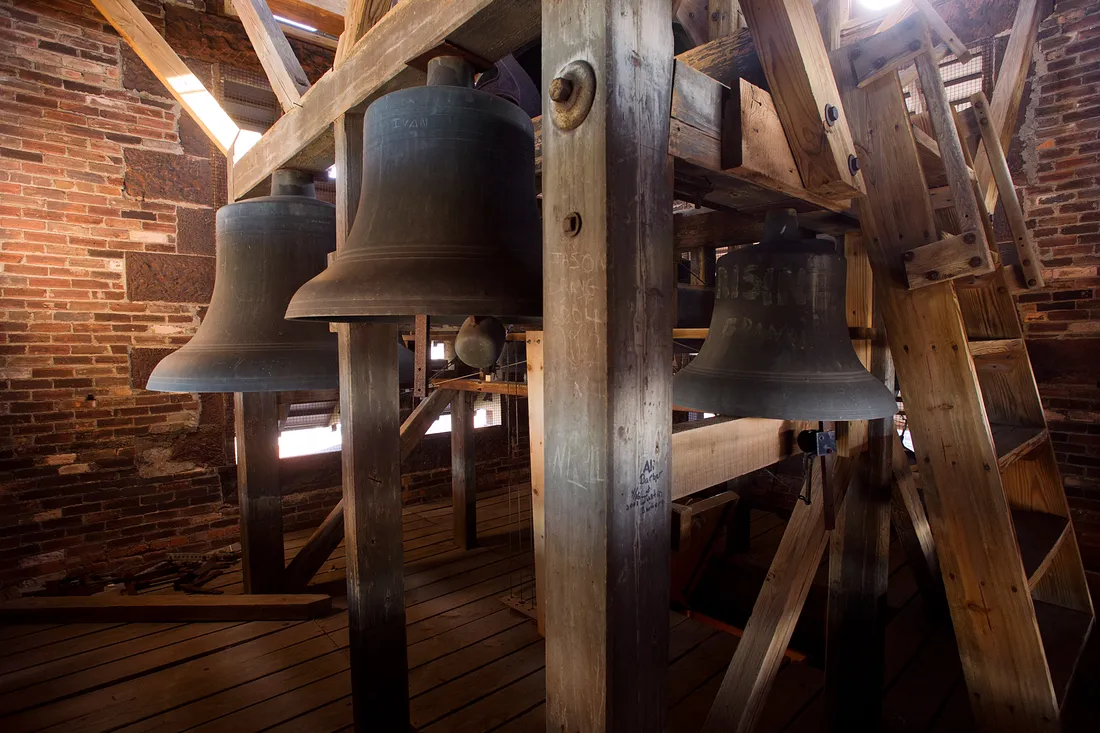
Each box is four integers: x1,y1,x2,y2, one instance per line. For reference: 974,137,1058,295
144,376,341,393
673,371,898,421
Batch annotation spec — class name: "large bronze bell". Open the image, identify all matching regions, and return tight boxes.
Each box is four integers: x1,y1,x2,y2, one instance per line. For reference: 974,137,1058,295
285,57,541,325
147,170,340,393
673,210,897,421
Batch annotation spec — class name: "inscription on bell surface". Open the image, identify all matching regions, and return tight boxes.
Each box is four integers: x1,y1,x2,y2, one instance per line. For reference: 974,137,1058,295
716,263,810,306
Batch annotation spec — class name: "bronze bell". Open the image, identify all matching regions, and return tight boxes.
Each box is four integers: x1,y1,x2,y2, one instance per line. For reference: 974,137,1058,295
285,56,541,325
673,210,897,421
455,315,507,371
147,170,340,393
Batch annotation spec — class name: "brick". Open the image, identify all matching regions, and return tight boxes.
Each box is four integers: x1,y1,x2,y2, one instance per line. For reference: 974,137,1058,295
175,206,215,256
123,148,211,205
124,251,214,303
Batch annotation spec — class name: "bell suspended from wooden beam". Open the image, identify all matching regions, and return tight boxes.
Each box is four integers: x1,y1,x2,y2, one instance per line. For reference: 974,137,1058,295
285,56,542,326
146,170,341,393
673,209,898,421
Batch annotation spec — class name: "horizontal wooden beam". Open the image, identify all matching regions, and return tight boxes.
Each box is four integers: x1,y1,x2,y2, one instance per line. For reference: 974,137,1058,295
266,0,346,37
673,207,859,250
672,417,811,501
430,378,528,396
231,0,540,198
0,593,333,623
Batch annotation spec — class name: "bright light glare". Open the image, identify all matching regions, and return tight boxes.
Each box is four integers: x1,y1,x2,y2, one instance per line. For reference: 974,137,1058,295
274,14,318,32
431,342,446,360
279,426,342,457
860,0,903,10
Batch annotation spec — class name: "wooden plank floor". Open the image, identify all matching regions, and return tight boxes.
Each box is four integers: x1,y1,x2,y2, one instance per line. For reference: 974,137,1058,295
1,488,1095,732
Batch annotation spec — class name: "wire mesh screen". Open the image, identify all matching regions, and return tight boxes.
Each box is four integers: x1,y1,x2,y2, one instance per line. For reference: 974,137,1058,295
904,36,997,114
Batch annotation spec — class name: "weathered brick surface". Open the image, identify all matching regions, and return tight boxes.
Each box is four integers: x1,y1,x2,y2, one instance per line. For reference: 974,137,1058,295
125,251,215,303
0,0,530,592
1016,0,1100,569
175,206,215,256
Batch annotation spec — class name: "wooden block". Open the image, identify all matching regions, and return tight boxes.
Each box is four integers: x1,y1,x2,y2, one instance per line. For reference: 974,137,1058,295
903,231,996,288
840,12,929,89
0,594,333,623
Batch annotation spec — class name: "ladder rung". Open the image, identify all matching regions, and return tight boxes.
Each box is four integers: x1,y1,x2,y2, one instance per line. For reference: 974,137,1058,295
1011,509,1069,589
969,338,1025,371
1034,599,1094,708
991,423,1047,470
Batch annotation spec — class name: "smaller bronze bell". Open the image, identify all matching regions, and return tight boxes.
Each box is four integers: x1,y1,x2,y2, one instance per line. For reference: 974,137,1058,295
455,316,507,371
673,210,897,421
147,170,339,393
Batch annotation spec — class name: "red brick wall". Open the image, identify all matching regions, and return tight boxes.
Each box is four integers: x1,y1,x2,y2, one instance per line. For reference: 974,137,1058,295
1016,0,1100,569
0,0,529,592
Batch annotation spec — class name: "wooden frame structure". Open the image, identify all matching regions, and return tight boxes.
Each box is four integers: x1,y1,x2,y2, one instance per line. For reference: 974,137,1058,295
91,0,1094,730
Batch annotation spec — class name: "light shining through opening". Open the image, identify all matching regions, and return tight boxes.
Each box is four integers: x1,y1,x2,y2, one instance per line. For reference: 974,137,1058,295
274,14,318,33
860,0,903,10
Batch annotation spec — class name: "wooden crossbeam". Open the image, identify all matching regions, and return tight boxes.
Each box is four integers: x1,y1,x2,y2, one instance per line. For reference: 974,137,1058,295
233,0,312,111
282,387,456,590
92,0,243,156
838,12,929,89
973,0,1041,212
230,0,540,199
703,456,857,733
739,0,865,199
874,1,913,33
267,0,345,37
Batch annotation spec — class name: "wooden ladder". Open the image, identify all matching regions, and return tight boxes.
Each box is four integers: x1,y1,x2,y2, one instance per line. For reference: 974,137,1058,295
837,18,1096,730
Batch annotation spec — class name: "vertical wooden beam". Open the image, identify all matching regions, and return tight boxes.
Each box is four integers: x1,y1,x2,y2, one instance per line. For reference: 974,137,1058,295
889,431,947,615
542,0,674,729
333,0,407,713
816,0,848,52
413,314,429,399
709,0,746,40
703,457,856,733
825,318,892,730
525,331,546,636
451,392,477,550
232,0,311,112
233,391,284,594
739,0,864,199
335,0,393,67
339,322,408,731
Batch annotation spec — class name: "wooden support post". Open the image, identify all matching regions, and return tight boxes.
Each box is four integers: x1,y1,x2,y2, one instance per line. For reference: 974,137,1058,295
910,0,971,63
525,332,546,636
703,457,856,733
710,0,746,40
336,0,393,67
340,322,408,731
889,431,947,616
825,316,893,730
413,314,429,399
232,0,312,111
542,0,674,728
234,391,284,594
451,392,477,550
